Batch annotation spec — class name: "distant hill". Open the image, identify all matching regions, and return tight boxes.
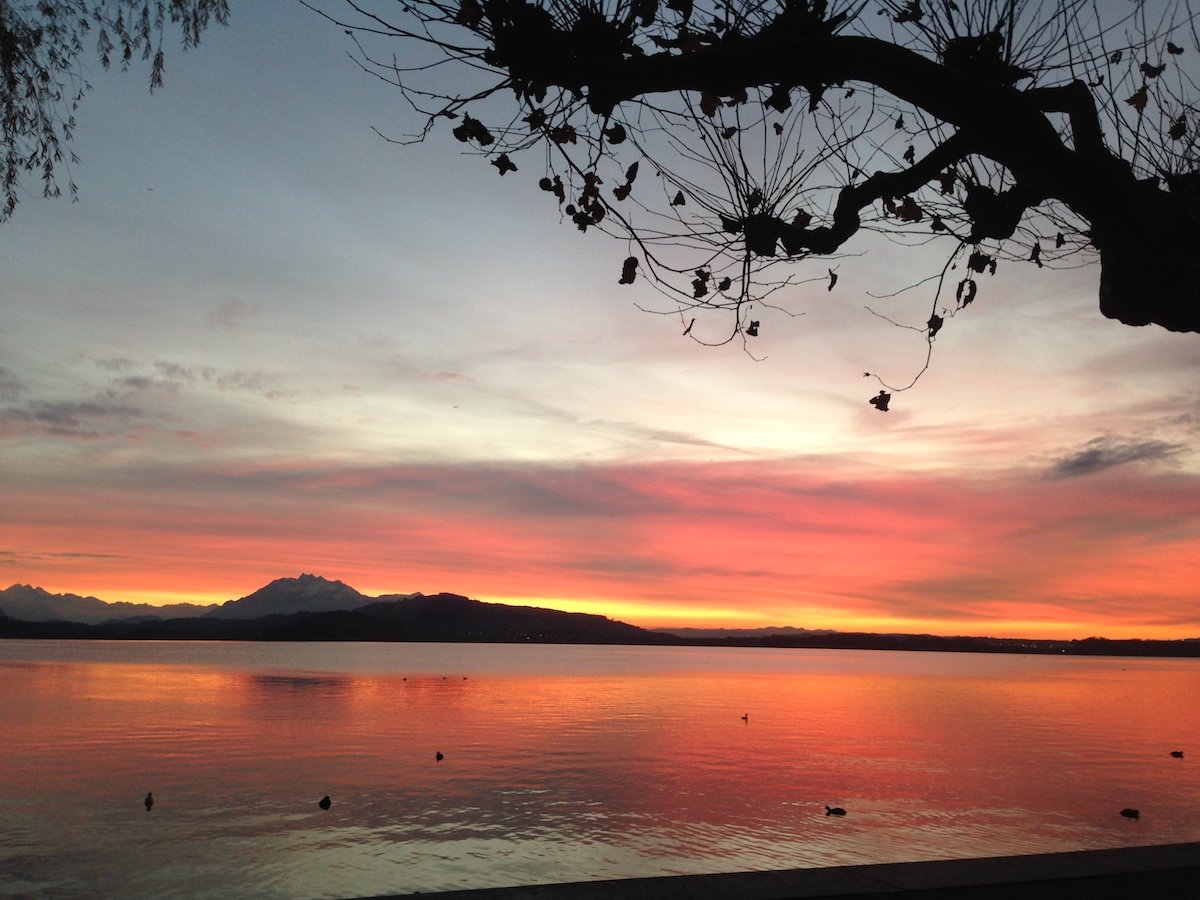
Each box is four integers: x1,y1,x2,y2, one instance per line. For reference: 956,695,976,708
0,591,674,645
201,574,371,619
655,625,836,640
0,584,216,625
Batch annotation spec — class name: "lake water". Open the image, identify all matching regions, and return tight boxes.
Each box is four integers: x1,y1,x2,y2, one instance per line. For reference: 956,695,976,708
1,640,1198,898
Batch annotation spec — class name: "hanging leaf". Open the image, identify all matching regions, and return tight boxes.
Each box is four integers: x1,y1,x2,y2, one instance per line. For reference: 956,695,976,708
694,269,711,284
869,390,891,411
746,320,760,336
613,183,631,201
937,169,956,194
619,257,638,285
896,196,923,222
490,154,517,175
792,209,812,228
1110,50,1123,64
773,122,784,136
522,109,546,130
893,0,923,24
550,124,578,144
927,314,943,338
682,317,695,335
746,187,763,212
1028,241,1043,267
1169,115,1187,140
1125,86,1149,113
1141,61,1167,78
692,277,709,298
956,278,977,306
766,84,792,113
1055,232,1065,248
967,250,993,273
452,115,494,146
895,114,905,130
1168,42,1184,55
827,269,838,291
700,93,721,117
625,161,639,184
672,191,686,206
718,276,732,291
902,144,915,164
666,0,693,20
721,126,738,139
604,122,627,144
931,215,947,232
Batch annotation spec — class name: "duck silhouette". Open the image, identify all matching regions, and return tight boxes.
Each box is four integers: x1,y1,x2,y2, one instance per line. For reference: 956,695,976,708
1170,750,1184,758
436,751,444,762
144,792,154,812
318,795,331,811
825,805,847,816
1120,808,1140,819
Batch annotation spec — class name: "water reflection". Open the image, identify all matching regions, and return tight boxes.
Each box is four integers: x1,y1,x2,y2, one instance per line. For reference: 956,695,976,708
1,642,1198,898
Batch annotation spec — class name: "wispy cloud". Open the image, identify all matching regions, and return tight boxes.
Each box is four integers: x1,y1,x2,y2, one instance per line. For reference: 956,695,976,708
1046,436,1183,479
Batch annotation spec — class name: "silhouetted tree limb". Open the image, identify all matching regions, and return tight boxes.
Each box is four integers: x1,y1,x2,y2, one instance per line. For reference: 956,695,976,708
0,0,228,221
314,0,1200,349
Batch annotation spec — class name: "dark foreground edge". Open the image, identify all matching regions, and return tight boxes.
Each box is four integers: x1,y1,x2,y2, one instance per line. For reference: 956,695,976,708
360,842,1200,899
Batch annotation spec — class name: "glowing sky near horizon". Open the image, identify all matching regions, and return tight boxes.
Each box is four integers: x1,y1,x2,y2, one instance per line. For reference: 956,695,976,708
2,3,1199,640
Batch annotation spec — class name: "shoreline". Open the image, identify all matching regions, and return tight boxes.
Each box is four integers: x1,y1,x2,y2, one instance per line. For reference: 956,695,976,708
363,842,1200,899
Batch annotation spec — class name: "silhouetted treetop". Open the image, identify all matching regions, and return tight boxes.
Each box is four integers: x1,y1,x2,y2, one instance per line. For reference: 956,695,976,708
0,0,228,221
313,0,1200,396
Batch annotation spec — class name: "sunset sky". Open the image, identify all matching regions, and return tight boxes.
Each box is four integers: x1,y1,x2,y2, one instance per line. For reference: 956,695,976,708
2,3,1198,640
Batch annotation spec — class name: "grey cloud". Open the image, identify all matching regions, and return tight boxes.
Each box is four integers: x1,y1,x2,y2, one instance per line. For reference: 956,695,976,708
1,399,147,437
0,366,25,401
207,296,260,327
1046,437,1183,479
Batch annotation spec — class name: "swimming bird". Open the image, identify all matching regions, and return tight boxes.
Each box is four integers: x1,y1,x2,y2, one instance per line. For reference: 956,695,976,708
1171,750,1184,758
144,792,154,812
825,806,847,816
741,713,749,722
318,795,331,810
436,751,444,762
1120,808,1140,819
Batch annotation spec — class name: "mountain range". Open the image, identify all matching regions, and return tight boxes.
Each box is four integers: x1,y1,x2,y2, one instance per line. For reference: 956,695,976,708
2,575,1199,656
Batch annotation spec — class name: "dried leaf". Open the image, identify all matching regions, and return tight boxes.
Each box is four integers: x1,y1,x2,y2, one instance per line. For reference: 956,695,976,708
672,191,686,206
937,169,956,194
893,0,923,24
931,215,946,232
1028,241,1042,267
902,144,915,164
523,109,547,130
718,276,732,291
700,93,721,117
927,314,943,337
625,161,639,184
694,269,710,283
490,153,517,175
792,209,812,228
827,269,838,291
550,124,578,144
613,184,631,201
1141,61,1167,78
1169,115,1187,140
746,187,763,212
766,84,792,113
619,256,638,285
1110,50,1123,64
956,278,977,306
895,114,905,130
1125,86,1149,114
746,320,759,336
604,122,627,144
452,114,494,146
692,277,709,298
967,250,992,273
1168,42,1184,55
773,122,784,136
869,390,891,412
1055,232,1065,248
896,196,923,222
721,126,738,139
682,317,695,335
